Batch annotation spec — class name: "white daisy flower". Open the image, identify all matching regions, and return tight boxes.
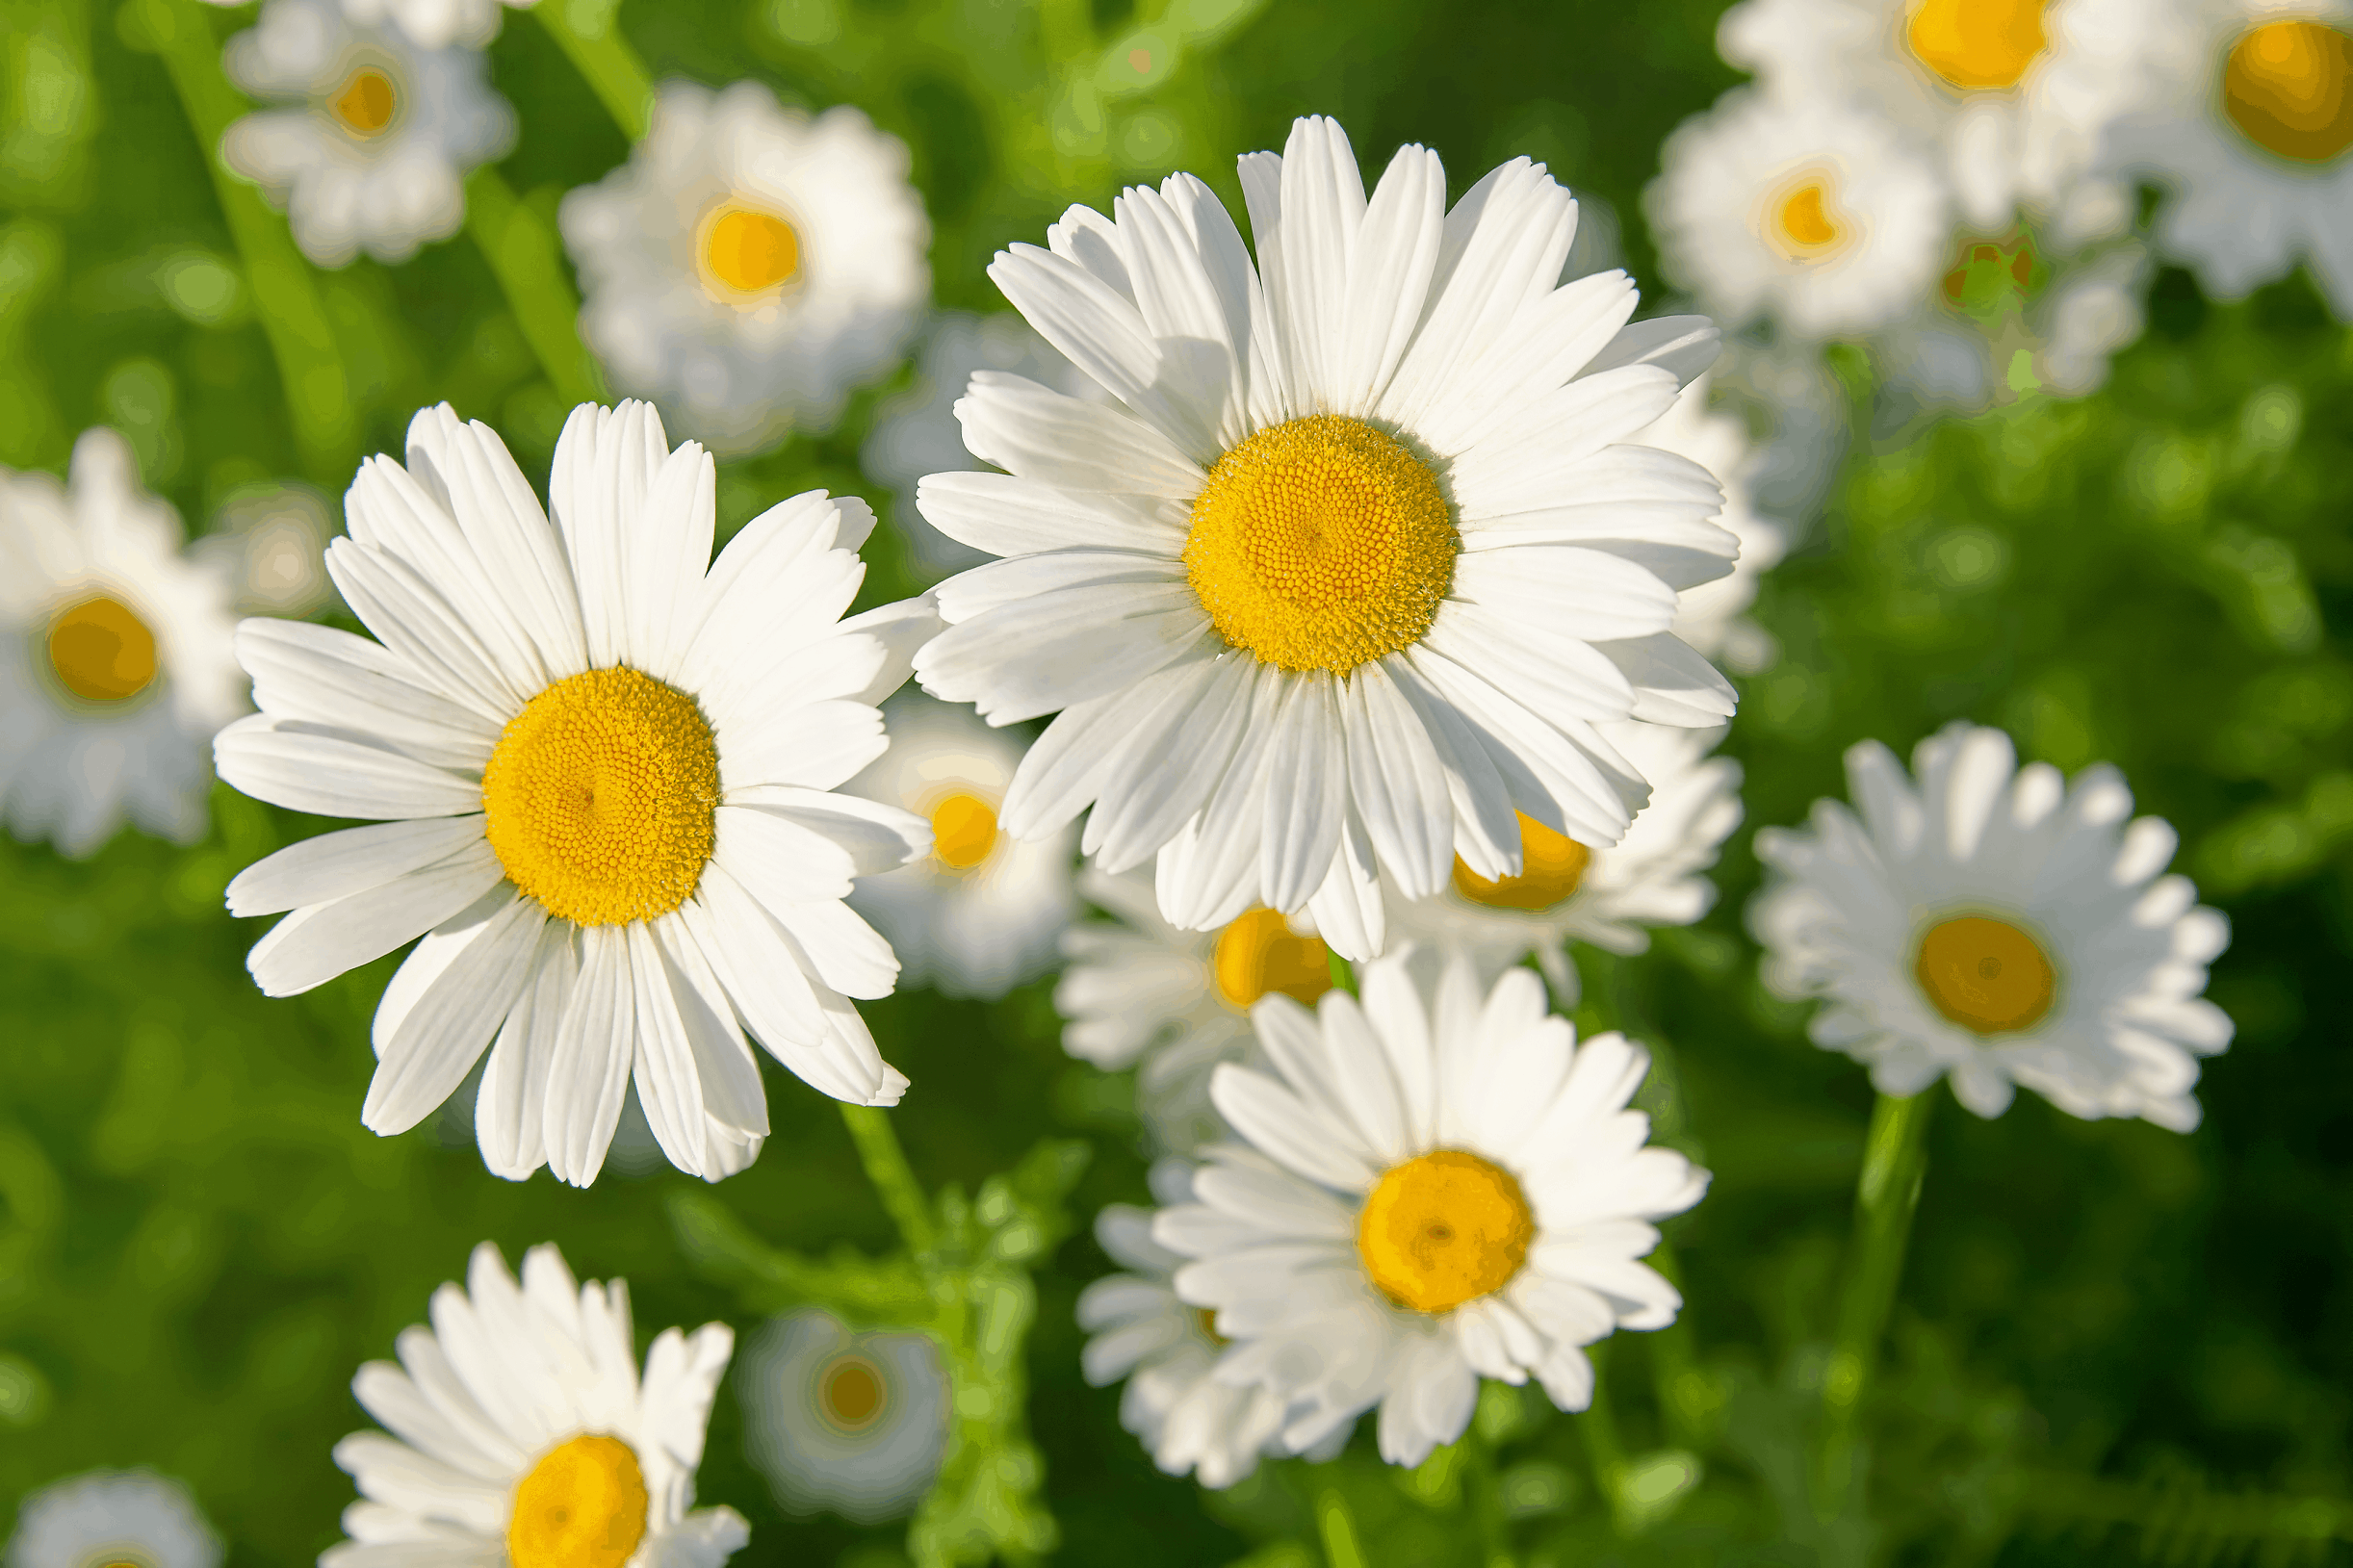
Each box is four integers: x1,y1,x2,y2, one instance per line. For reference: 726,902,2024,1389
214,400,938,1186
0,428,245,858
1154,947,1708,1468
561,82,931,458
1056,863,1336,1155
1634,374,1785,674
1078,1160,1290,1489
219,0,515,269
324,1241,748,1567
840,689,1076,999
865,312,1101,582
1750,721,2236,1129
737,1308,951,1524
1388,723,1743,1003
338,0,537,51
5,1469,221,1568
194,481,343,618
1647,89,1951,341
916,115,1738,963
2076,0,2353,313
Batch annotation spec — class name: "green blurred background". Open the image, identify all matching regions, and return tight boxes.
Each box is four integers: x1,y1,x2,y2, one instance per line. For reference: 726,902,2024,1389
3,0,2349,1562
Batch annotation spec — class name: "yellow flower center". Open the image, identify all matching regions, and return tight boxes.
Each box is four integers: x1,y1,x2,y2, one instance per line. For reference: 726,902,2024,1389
2222,20,2353,164
1914,914,2056,1035
1906,0,2049,90
1769,178,1848,259
329,65,398,138
507,1433,649,1568
698,203,803,298
1450,811,1592,912
45,593,159,704
1357,1148,1534,1315
1211,907,1332,1011
1182,415,1458,676
480,667,720,927
819,1355,886,1429
928,790,1001,872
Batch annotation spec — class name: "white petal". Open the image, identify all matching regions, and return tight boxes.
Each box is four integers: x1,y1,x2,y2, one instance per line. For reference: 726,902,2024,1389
227,815,487,917
362,890,545,1136
248,838,506,997
215,715,481,820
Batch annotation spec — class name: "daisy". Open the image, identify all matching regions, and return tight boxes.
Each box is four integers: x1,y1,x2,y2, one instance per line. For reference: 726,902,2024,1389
840,689,1076,999
2076,0,2353,314
1079,1160,1291,1488
0,428,245,858
338,0,538,50
324,1242,748,1566
917,116,1738,963
219,0,515,268
1750,722,2235,1129
560,82,931,458
4,1469,220,1568
1647,89,1951,341
1387,723,1743,1003
1056,863,1333,1155
1154,946,1709,1467
737,1308,951,1523
1633,375,1785,674
214,400,937,1186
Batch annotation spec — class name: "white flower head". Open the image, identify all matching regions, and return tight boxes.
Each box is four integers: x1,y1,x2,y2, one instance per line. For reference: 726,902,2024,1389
220,0,515,268
1648,89,1951,342
338,0,538,51
1155,947,1708,1469
841,689,1077,999
215,400,941,1186
1389,723,1743,1002
562,82,931,457
5,1469,221,1568
0,429,245,857
917,115,1740,964
324,1242,748,1568
1751,721,2236,1129
1078,1160,1292,1488
737,1308,951,1524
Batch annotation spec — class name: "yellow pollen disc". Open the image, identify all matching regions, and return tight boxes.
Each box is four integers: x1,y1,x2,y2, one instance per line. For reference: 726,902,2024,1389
1358,1148,1534,1315
480,667,719,927
508,1433,648,1568
820,1356,886,1429
1914,914,2057,1035
699,204,803,296
1906,0,2049,90
330,66,398,138
1771,179,1848,258
1211,907,1332,1012
46,594,159,704
2222,20,2353,164
929,791,1000,872
1182,415,1458,675
1451,810,1592,912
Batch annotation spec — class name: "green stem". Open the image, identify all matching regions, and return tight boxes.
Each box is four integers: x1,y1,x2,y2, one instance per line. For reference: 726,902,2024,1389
464,166,603,407
1581,1345,1632,1531
534,0,654,142
1315,1486,1367,1568
1465,1426,1519,1568
840,1103,936,1258
135,0,356,482
1326,949,1358,996
1815,1090,1934,1523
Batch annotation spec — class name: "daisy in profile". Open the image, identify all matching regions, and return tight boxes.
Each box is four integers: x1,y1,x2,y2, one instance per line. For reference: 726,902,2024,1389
1057,865,1333,1155
1079,1161,1291,1488
2078,0,2353,314
0,429,244,857
4,1469,220,1568
215,400,936,1185
840,689,1076,999
1388,723,1742,1001
1647,90,1951,342
1155,947,1708,1467
324,1242,748,1566
918,116,1738,961
737,1308,951,1523
562,83,930,457
219,0,515,268
1750,722,2235,1128
1633,375,1784,674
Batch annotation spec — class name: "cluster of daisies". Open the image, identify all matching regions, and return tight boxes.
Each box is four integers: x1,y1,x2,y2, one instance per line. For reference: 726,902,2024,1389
0,7,2253,1553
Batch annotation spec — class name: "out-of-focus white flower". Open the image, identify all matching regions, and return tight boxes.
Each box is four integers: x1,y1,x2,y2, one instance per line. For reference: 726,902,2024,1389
0,429,245,857
737,1308,951,1524
562,82,931,457
1634,375,1785,673
1885,235,2153,409
219,0,514,268
338,0,538,51
4,1469,220,1568
194,482,342,618
1712,337,1850,542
